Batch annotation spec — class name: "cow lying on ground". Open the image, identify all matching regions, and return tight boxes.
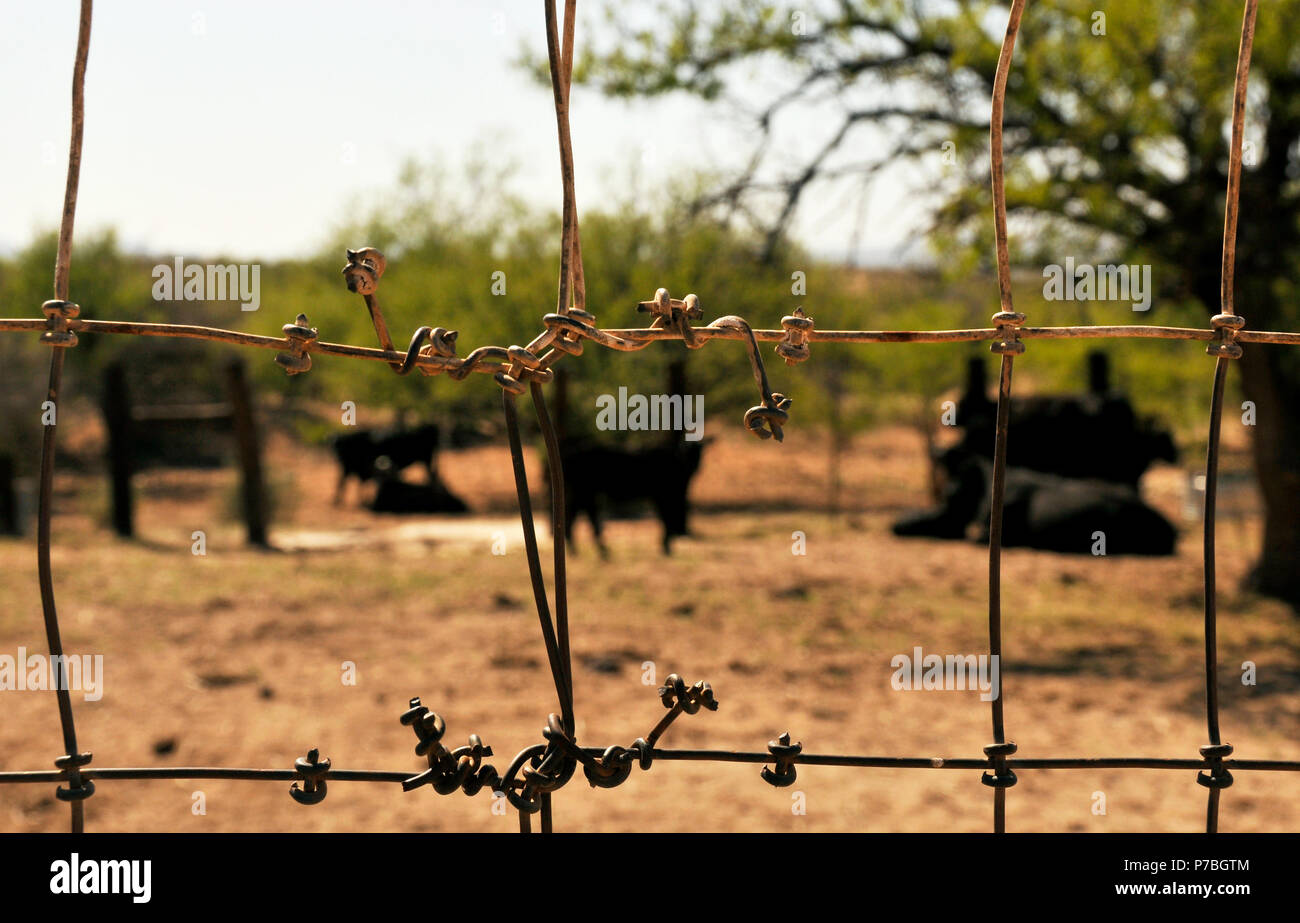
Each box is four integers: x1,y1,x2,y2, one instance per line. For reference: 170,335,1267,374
553,437,710,556
893,449,1177,555
955,394,1177,487
331,423,440,505
954,357,1176,487
368,475,469,514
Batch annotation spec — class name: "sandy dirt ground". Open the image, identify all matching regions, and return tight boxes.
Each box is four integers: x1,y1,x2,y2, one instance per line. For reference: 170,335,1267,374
1,420,1297,833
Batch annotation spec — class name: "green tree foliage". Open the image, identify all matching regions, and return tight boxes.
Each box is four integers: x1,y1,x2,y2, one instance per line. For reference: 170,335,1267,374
0,158,1217,466
561,0,1300,602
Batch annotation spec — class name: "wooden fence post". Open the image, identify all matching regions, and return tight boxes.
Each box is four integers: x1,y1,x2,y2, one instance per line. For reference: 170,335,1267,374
102,361,134,537
1088,350,1111,396
0,454,16,535
224,357,269,546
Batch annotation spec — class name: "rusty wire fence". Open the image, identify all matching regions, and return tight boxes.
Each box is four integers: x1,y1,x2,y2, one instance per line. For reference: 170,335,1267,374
2,0,1299,834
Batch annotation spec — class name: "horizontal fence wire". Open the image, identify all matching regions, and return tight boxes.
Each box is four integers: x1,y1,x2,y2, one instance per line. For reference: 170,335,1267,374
3,755,1300,786
2,0,1295,833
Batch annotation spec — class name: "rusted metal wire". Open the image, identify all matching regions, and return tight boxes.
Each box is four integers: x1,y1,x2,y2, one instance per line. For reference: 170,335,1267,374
33,0,95,836
978,0,1028,836
1194,0,1259,835
502,386,574,734
1220,0,1258,321
3,753,1299,786
545,0,582,320
990,0,1026,318
10,317,1300,358
2,0,1296,835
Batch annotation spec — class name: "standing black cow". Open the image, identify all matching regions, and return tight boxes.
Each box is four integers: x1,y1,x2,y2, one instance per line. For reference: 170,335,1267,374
331,423,441,505
554,437,709,556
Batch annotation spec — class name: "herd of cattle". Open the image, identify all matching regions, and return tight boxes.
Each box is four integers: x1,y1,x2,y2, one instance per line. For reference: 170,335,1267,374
328,420,706,554
331,424,467,513
329,352,1181,556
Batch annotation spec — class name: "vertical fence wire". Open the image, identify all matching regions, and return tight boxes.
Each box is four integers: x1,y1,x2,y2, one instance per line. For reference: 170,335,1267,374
1198,0,1259,835
37,0,94,835
982,0,1027,835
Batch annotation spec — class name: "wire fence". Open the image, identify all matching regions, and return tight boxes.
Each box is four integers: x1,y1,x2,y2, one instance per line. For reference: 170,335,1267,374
2,0,1298,834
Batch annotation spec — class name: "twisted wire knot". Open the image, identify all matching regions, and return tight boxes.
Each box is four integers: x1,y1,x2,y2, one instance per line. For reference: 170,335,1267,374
574,672,722,789
534,715,581,788
437,736,496,795
981,740,1018,788
495,344,553,395
760,732,802,787
275,313,318,375
400,697,503,797
776,307,814,365
53,751,94,802
630,737,654,772
540,311,598,349
550,307,595,357
426,327,459,358
40,300,80,348
505,735,578,814
638,288,704,348
342,247,386,295
658,674,719,714
583,743,634,789
745,394,793,441
455,737,502,797
990,310,1026,356
707,314,797,441
395,325,460,376
289,748,331,805
532,713,632,790
497,745,546,814
1197,743,1234,790
1207,314,1245,360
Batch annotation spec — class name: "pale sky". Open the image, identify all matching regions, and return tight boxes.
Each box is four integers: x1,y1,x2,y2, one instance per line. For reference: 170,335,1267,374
1,1,931,264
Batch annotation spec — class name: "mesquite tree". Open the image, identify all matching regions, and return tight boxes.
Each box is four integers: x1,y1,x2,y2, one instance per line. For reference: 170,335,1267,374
568,0,1300,606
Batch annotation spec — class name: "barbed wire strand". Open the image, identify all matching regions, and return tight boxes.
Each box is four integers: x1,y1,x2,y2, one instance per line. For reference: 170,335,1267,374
508,0,588,834
1198,0,1259,834
2,754,1299,788
36,0,94,835
10,316,1300,354
982,0,1027,836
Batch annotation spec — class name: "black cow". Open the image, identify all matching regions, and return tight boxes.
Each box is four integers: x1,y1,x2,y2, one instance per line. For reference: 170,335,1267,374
894,449,1177,555
895,353,1180,554
956,395,1177,486
368,476,469,514
331,423,441,505
553,438,710,556
954,356,1177,487
987,468,1176,554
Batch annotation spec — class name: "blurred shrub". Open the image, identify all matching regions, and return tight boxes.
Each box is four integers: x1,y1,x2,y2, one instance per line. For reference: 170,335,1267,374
0,159,1222,471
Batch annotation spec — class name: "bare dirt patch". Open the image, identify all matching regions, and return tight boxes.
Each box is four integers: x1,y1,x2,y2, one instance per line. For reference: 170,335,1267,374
1,424,1295,832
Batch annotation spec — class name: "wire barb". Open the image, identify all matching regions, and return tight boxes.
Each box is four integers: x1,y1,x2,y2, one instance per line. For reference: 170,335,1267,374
288,748,331,806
